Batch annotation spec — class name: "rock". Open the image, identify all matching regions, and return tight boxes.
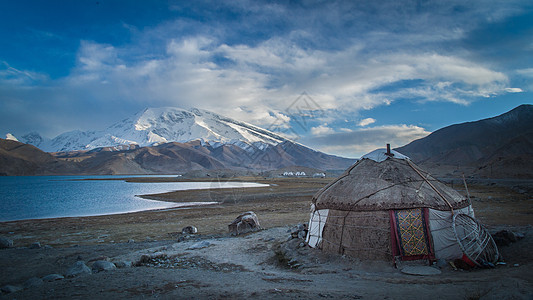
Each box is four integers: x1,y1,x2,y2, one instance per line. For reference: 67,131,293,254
187,241,211,250
228,211,261,235
23,277,44,289
43,245,53,249
0,237,13,249
66,261,91,277
1,285,22,294
182,226,198,234
114,261,132,268
29,242,41,249
492,230,519,247
92,260,116,272
42,274,64,282
127,239,135,243
289,223,308,239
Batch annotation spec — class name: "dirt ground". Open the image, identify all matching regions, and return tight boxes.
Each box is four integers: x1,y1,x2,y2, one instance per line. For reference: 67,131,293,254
0,177,532,299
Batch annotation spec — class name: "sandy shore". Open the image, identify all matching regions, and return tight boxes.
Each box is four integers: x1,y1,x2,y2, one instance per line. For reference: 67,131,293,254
0,177,532,299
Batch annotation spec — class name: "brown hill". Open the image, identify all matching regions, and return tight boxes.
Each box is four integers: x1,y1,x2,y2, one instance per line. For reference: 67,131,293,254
44,140,355,175
396,104,533,178
0,139,79,176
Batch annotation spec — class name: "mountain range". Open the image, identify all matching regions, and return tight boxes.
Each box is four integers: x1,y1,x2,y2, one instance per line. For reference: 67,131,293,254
396,104,533,178
16,107,289,153
2,105,532,177
2,107,354,175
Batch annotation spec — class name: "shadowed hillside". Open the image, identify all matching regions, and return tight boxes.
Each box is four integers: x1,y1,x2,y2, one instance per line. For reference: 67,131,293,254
396,104,533,178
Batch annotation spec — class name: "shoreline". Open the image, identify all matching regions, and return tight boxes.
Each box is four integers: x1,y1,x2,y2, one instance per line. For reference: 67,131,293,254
1,177,530,247
0,176,270,223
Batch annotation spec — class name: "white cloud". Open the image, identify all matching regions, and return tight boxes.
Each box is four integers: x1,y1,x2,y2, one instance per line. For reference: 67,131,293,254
1,0,530,142
504,87,523,93
311,124,335,136
302,124,431,158
358,118,376,127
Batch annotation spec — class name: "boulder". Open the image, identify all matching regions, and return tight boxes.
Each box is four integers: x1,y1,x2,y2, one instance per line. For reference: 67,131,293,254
91,260,116,272
228,211,261,235
42,274,64,282
182,226,198,234
0,237,13,249
66,261,91,277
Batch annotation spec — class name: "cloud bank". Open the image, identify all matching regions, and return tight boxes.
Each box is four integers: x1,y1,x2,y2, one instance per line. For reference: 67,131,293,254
0,0,531,157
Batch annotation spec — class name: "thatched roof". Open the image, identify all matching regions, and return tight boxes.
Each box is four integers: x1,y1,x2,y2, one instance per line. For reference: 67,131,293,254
313,154,469,212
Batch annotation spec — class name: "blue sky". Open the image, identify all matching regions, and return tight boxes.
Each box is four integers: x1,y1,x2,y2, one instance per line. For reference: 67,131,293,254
1,0,532,158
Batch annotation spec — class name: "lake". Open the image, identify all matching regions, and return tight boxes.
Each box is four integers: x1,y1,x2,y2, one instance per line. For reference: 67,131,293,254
0,175,268,222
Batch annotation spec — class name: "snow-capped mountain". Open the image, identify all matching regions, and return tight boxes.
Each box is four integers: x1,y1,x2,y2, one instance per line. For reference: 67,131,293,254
27,107,290,153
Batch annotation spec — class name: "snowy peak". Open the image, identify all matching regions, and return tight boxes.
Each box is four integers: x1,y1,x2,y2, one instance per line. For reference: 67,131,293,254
5,133,19,141
27,107,290,152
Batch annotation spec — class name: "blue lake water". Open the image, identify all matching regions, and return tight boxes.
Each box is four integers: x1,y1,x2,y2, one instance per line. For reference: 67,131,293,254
0,175,268,222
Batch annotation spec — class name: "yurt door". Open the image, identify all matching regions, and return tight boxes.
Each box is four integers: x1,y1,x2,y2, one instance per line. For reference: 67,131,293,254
390,208,435,261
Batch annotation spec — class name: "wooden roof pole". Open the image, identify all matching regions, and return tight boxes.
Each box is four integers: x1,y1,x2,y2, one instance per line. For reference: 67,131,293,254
406,159,455,214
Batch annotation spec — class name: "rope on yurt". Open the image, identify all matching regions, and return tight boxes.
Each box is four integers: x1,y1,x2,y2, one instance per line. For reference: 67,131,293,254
337,211,350,254
462,173,474,215
406,160,455,214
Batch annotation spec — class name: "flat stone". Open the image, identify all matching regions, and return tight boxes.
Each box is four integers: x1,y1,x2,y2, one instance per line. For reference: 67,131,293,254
187,241,211,250
401,266,442,276
42,274,64,282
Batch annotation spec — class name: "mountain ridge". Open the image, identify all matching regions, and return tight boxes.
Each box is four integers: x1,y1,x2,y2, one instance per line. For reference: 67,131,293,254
396,104,533,178
16,107,290,153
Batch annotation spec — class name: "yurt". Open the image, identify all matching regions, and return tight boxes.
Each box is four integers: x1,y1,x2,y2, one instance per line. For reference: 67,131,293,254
306,146,496,264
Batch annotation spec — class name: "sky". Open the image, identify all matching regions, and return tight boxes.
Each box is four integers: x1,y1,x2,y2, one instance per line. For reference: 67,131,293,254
1,0,532,158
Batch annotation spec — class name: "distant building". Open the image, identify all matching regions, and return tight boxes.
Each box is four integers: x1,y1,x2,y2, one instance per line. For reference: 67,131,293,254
313,172,326,178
